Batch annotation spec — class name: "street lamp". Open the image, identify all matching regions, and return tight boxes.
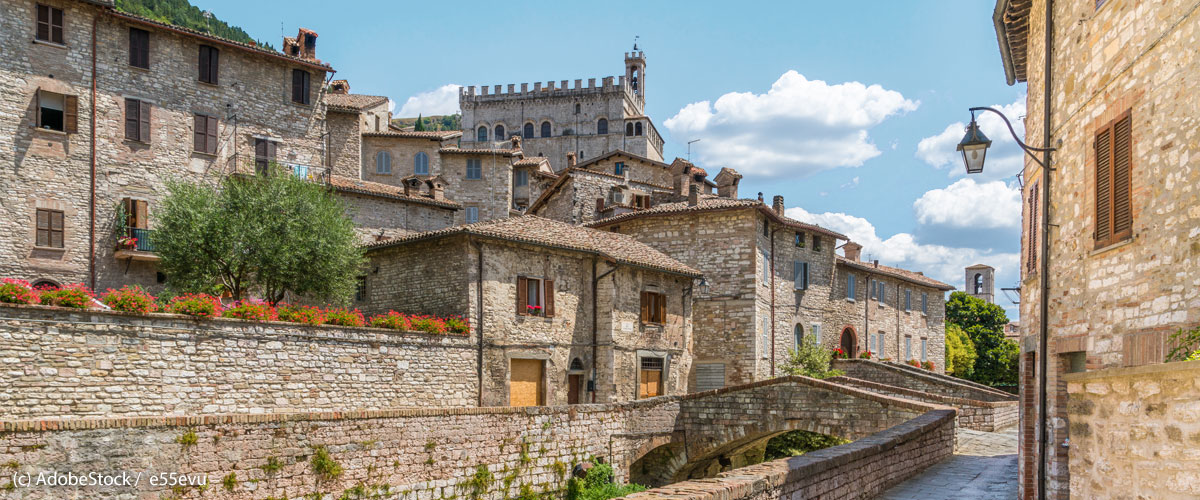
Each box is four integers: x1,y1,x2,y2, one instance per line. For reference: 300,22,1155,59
956,117,991,174
697,277,710,297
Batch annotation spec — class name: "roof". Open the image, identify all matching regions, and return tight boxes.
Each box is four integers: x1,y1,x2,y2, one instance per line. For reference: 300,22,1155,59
993,0,1031,85
512,157,550,168
965,263,995,269
366,215,702,278
526,168,671,215
438,147,523,157
585,197,848,240
324,93,389,112
363,129,463,140
328,175,461,209
106,10,333,72
836,257,955,291
575,150,670,171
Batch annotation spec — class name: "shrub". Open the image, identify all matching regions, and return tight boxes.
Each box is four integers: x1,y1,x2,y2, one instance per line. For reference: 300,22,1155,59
565,460,645,500
907,359,921,368
38,283,94,309
446,315,470,334
222,301,277,322
1166,325,1200,362
0,279,38,305
276,303,325,325
858,350,872,360
409,315,448,334
323,307,365,327
100,285,157,314
166,293,223,318
922,360,935,371
368,311,411,330
781,337,844,379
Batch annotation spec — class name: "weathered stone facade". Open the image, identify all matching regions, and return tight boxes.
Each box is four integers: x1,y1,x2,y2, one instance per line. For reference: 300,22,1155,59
459,52,664,172
995,0,1200,497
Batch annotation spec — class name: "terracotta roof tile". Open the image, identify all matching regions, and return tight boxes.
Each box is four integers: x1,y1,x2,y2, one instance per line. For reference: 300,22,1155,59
329,175,461,209
585,197,848,240
324,93,389,112
363,129,463,140
438,147,523,157
366,215,702,277
836,257,955,291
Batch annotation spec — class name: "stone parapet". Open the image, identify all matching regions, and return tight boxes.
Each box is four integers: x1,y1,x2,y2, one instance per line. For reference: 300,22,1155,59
832,359,1017,403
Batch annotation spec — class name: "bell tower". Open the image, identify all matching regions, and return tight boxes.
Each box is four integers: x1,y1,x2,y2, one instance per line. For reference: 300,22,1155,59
625,42,646,101
965,264,995,304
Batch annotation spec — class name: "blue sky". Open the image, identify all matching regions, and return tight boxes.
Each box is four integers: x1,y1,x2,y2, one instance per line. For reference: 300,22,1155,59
195,0,1027,318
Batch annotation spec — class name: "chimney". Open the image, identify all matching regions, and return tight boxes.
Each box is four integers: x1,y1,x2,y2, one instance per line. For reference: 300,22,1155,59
428,179,445,200
688,184,699,206
873,259,879,268
566,152,577,168
714,167,742,199
669,159,692,198
329,80,350,94
772,195,784,216
757,192,764,203
843,241,863,261
510,135,522,150
403,178,421,197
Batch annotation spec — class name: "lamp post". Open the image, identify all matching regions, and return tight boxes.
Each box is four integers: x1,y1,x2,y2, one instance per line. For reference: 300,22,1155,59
958,105,1054,499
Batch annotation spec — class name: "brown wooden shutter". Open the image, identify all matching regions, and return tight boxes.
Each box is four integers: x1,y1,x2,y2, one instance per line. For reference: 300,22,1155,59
128,28,138,67
193,114,204,152
544,279,555,317
517,276,528,315
139,101,151,143
50,7,63,44
656,294,665,323
37,5,50,41
135,200,148,229
1094,128,1111,246
34,90,41,128
198,46,209,81
36,210,49,247
292,69,304,103
125,99,139,140
1112,115,1133,240
210,47,219,84
640,291,649,322
63,95,77,133
50,210,63,247
206,116,218,154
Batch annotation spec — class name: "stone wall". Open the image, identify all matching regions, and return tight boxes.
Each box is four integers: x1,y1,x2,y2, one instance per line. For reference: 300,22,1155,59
326,110,362,178
360,135,445,186
1064,360,1200,498
338,191,458,243
829,376,1017,432
623,408,957,500
0,304,477,419
833,360,1015,403
0,399,680,500
531,169,669,225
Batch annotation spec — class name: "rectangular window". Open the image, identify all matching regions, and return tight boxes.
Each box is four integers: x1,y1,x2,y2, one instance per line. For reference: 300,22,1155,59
36,4,64,44
793,261,808,290
810,324,821,346
632,194,651,209
614,162,626,175
465,206,479,224
812,235,822,252
870,280,877,300
466,158,482,180
354,275,367,301
877,333,885,357
192,114,218,154
905,336,912,361
128,27,149,68
291,69,311,104
514,169,528,187
761,315,770,358
879,282,886,304
120,198,149,231
638,357,664,398
868,334,876,353
795,232,805,247
198,45,219,84
904,289,912,312
124,98,150,142
35,209,64,248
921,338,928,362
1027,180,1039,274
254,138,277,174
922,293,928,314
36,90,76,133
760,249,771,284
1094,112,1133,249
763,220,770,237
640,291,666,324
516,276,554,317
846,274,856,300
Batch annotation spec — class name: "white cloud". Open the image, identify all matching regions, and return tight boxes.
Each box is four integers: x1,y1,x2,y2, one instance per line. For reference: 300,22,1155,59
397,84,462,117
840,176,860,189
915,95,1027,181
913,178,1020,229
664,71,918,178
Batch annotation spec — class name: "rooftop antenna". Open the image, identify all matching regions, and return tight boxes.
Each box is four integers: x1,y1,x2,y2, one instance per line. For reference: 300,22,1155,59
687,138,701,162
633,35,639,51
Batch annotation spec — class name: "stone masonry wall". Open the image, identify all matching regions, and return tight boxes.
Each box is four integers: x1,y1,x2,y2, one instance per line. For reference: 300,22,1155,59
1064,360,1200,498
829,376,1017,432
833,360,1015,403
0,399,680,500
360,135,445,186
0,304,476,419
338,192,457,243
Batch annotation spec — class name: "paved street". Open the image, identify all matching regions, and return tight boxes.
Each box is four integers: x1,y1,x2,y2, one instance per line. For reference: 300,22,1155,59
877,426,1018,500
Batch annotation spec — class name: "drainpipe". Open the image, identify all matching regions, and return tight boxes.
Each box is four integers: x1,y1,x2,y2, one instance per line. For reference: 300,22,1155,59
1037,0,1054,497
862,275,869,358
470,237,485,407
592,259,617,403
88,13,98,290
769,224,779,376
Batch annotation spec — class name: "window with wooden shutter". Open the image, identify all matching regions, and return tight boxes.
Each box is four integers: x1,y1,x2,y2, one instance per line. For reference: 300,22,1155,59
129,28,150,68
124,98,150,142
292,69,310,104
254,138,277,174
1027,181,1039,274
36,5,64,44
35,209,64,248
121,198,148,230
1094,112,1133,249
192,114,218,154
793,261,808,290
543,279,555,317
640,292,666,324
518,276,547,316
198,45,219,84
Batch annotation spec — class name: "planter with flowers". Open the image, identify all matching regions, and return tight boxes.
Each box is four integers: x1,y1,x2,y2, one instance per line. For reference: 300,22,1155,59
525,304,543,316
116,236,138,250
831,348,846,360
858,350,872,360
0,279,39,305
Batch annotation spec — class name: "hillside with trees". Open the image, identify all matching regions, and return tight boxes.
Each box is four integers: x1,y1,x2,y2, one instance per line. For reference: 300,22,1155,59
392,114,461,132
115,0,275,50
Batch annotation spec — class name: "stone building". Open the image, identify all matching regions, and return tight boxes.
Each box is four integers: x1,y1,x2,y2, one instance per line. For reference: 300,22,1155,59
327,175,460,243
459,50,664,172
995,0,1200,497
965,263,995,303
0,0,334,292
357,216,702,406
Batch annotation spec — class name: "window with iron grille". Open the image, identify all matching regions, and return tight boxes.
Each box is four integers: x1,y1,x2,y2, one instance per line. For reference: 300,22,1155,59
354,276,367,301
640,357,664,371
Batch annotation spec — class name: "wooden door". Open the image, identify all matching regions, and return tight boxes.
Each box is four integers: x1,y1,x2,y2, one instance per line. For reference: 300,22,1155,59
639,369,662,399
509,359,544,407
840,328,857,358
567,374,582,404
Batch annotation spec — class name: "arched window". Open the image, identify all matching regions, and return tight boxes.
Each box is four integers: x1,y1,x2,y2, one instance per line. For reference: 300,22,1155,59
635,122,643,136
375,151,391,174
569,358,584,371
414,152,429,175
477,126,487,142
540,121,551,138
494,124,505,141
523,123,534,139
597,118,608,135
31,279,60,290
974,273,984,294
626,123,634,136
574,103,581,114
794,324,804,349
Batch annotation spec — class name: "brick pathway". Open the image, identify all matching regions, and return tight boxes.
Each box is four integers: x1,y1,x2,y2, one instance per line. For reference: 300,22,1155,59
876,426,1018,500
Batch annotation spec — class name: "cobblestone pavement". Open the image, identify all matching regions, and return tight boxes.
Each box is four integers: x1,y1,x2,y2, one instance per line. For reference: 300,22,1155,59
876,426,1018,500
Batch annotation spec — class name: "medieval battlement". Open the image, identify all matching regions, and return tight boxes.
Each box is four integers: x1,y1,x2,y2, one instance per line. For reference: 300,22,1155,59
460,75,642,104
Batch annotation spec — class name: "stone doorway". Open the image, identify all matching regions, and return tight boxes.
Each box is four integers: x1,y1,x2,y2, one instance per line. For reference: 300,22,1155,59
840,327,858,358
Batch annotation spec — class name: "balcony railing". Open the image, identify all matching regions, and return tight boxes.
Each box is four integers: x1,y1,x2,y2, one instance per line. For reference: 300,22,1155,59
226,155,330,184
120,227,155,252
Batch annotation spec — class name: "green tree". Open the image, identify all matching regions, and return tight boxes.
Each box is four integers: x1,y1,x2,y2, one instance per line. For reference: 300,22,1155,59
945,291,1017,386
763,430,849,461
154,168,364,304
414,114,425,131
944,323,977,377
781,337,845,379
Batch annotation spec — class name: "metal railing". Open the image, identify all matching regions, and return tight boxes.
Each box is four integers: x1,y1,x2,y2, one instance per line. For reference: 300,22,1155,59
225,154,330,184
122,227,155,252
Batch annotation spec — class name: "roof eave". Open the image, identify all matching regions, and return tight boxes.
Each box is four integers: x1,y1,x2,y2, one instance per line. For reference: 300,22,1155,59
993,0,1018,86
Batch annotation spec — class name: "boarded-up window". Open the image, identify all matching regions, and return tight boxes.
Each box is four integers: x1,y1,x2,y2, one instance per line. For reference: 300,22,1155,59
509,359,544,407
36,4,64,44
128,27,150,68
124,98,150,142
35,209,64,248
641,291,666,324
1094,112,1133,249
198,45,219,84
1027,181,1039,274
695,363,725,392
291,69,310,104
638,357,664,398
193,114,218,154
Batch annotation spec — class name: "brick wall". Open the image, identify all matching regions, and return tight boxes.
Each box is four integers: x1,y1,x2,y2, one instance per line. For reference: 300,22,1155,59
0,304,476,419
